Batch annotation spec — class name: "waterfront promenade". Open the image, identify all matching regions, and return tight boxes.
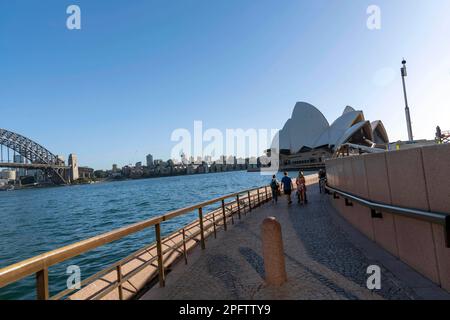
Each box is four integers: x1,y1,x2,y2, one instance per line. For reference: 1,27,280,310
142,183,450,300
2,167,449,300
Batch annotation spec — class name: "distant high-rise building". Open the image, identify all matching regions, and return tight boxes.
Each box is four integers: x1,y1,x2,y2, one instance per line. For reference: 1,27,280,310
146,154,154,167
112,164,118,172
135,162,142,168
13,155,25,178
1,169,16,181
68,154,79,182
227,155,236,165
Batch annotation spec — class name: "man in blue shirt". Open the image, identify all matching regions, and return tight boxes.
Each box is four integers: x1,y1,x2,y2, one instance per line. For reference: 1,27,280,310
281,171,294,205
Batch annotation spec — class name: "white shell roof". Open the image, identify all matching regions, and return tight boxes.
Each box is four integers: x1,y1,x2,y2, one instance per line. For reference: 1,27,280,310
371,120,389,144
342,106,356,115
273,102,388,153
334,120,374,147
278,119,292,150
316,110,365,148
288,102,329,152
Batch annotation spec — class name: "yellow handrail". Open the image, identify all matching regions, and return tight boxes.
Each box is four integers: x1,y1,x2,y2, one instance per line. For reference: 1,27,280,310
0,184,271,299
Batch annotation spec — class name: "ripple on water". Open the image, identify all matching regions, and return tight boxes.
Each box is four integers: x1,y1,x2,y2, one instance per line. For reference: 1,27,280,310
102,207,123,215
136,201,150,207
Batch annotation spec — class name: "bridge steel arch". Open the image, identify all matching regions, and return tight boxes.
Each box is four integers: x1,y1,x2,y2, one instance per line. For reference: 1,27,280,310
0,128,68,184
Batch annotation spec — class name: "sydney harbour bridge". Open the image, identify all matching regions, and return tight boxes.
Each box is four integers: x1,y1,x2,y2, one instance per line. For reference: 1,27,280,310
0,128,72,185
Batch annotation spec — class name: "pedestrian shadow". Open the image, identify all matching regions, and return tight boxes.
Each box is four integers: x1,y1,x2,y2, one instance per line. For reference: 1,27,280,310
206,254,243,299
232,206,362,299
284,252,360,299
239,240,359,299
239,246,265,279
286,184,416,300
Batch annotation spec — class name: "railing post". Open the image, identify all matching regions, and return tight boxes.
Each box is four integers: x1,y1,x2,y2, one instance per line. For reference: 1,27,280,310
155,223,165,287
221,200,227,231
212,212,217,238
445,217,450,248
248,191,252,212
36,268,49,300
116,265,123,300
230,204,235,225
198,207,206,249
182,228,188,264
265,186,268,202
236,194,241,219
257,188,261,206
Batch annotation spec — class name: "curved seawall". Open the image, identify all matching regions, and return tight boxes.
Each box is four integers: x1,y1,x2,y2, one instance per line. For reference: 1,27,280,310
326,144,450,292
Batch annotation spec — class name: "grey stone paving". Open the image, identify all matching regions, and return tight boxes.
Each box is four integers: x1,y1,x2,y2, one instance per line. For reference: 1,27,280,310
142,184,450,300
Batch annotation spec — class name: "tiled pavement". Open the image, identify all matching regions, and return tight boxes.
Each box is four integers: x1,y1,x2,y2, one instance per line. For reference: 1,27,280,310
142,184,450,300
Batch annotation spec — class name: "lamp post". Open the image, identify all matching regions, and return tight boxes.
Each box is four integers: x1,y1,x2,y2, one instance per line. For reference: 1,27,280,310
401,59,414,142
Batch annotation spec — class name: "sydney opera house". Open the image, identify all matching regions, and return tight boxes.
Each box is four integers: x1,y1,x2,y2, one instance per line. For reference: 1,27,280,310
271,102,389,170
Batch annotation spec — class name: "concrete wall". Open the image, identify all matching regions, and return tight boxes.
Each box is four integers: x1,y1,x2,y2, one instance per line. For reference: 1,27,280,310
326,144,450,292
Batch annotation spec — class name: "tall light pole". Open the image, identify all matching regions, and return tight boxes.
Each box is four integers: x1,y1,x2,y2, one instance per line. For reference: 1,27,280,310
401,59,414,141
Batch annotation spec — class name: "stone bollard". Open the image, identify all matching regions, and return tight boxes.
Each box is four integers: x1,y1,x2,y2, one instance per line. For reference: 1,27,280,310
261,217,287,286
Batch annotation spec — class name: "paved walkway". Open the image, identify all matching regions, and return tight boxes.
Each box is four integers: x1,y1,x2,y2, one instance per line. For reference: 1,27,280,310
142,184,450,300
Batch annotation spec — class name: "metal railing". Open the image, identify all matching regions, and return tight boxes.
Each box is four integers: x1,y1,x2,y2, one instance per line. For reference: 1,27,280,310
325,184,450,247
0,184,273,300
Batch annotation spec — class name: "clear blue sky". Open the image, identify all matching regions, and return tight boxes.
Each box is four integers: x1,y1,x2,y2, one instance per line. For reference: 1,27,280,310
1,0,450,170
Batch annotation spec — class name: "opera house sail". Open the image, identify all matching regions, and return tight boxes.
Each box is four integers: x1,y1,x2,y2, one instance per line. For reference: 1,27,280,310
271,102,389,170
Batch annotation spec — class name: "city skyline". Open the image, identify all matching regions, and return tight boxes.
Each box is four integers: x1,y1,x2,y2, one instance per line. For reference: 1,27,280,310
110,153,260,170
1,0,450,169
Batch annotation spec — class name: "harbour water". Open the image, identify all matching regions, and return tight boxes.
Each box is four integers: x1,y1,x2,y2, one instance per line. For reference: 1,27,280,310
0,170,311,299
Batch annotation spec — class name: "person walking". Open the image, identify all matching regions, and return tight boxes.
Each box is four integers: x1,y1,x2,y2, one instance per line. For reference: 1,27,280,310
281,172,294,205
318,168,327,194
270,175,280,204
296,171,307,204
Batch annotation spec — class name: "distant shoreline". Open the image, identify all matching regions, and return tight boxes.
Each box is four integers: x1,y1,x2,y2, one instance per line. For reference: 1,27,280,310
1,168,318,193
